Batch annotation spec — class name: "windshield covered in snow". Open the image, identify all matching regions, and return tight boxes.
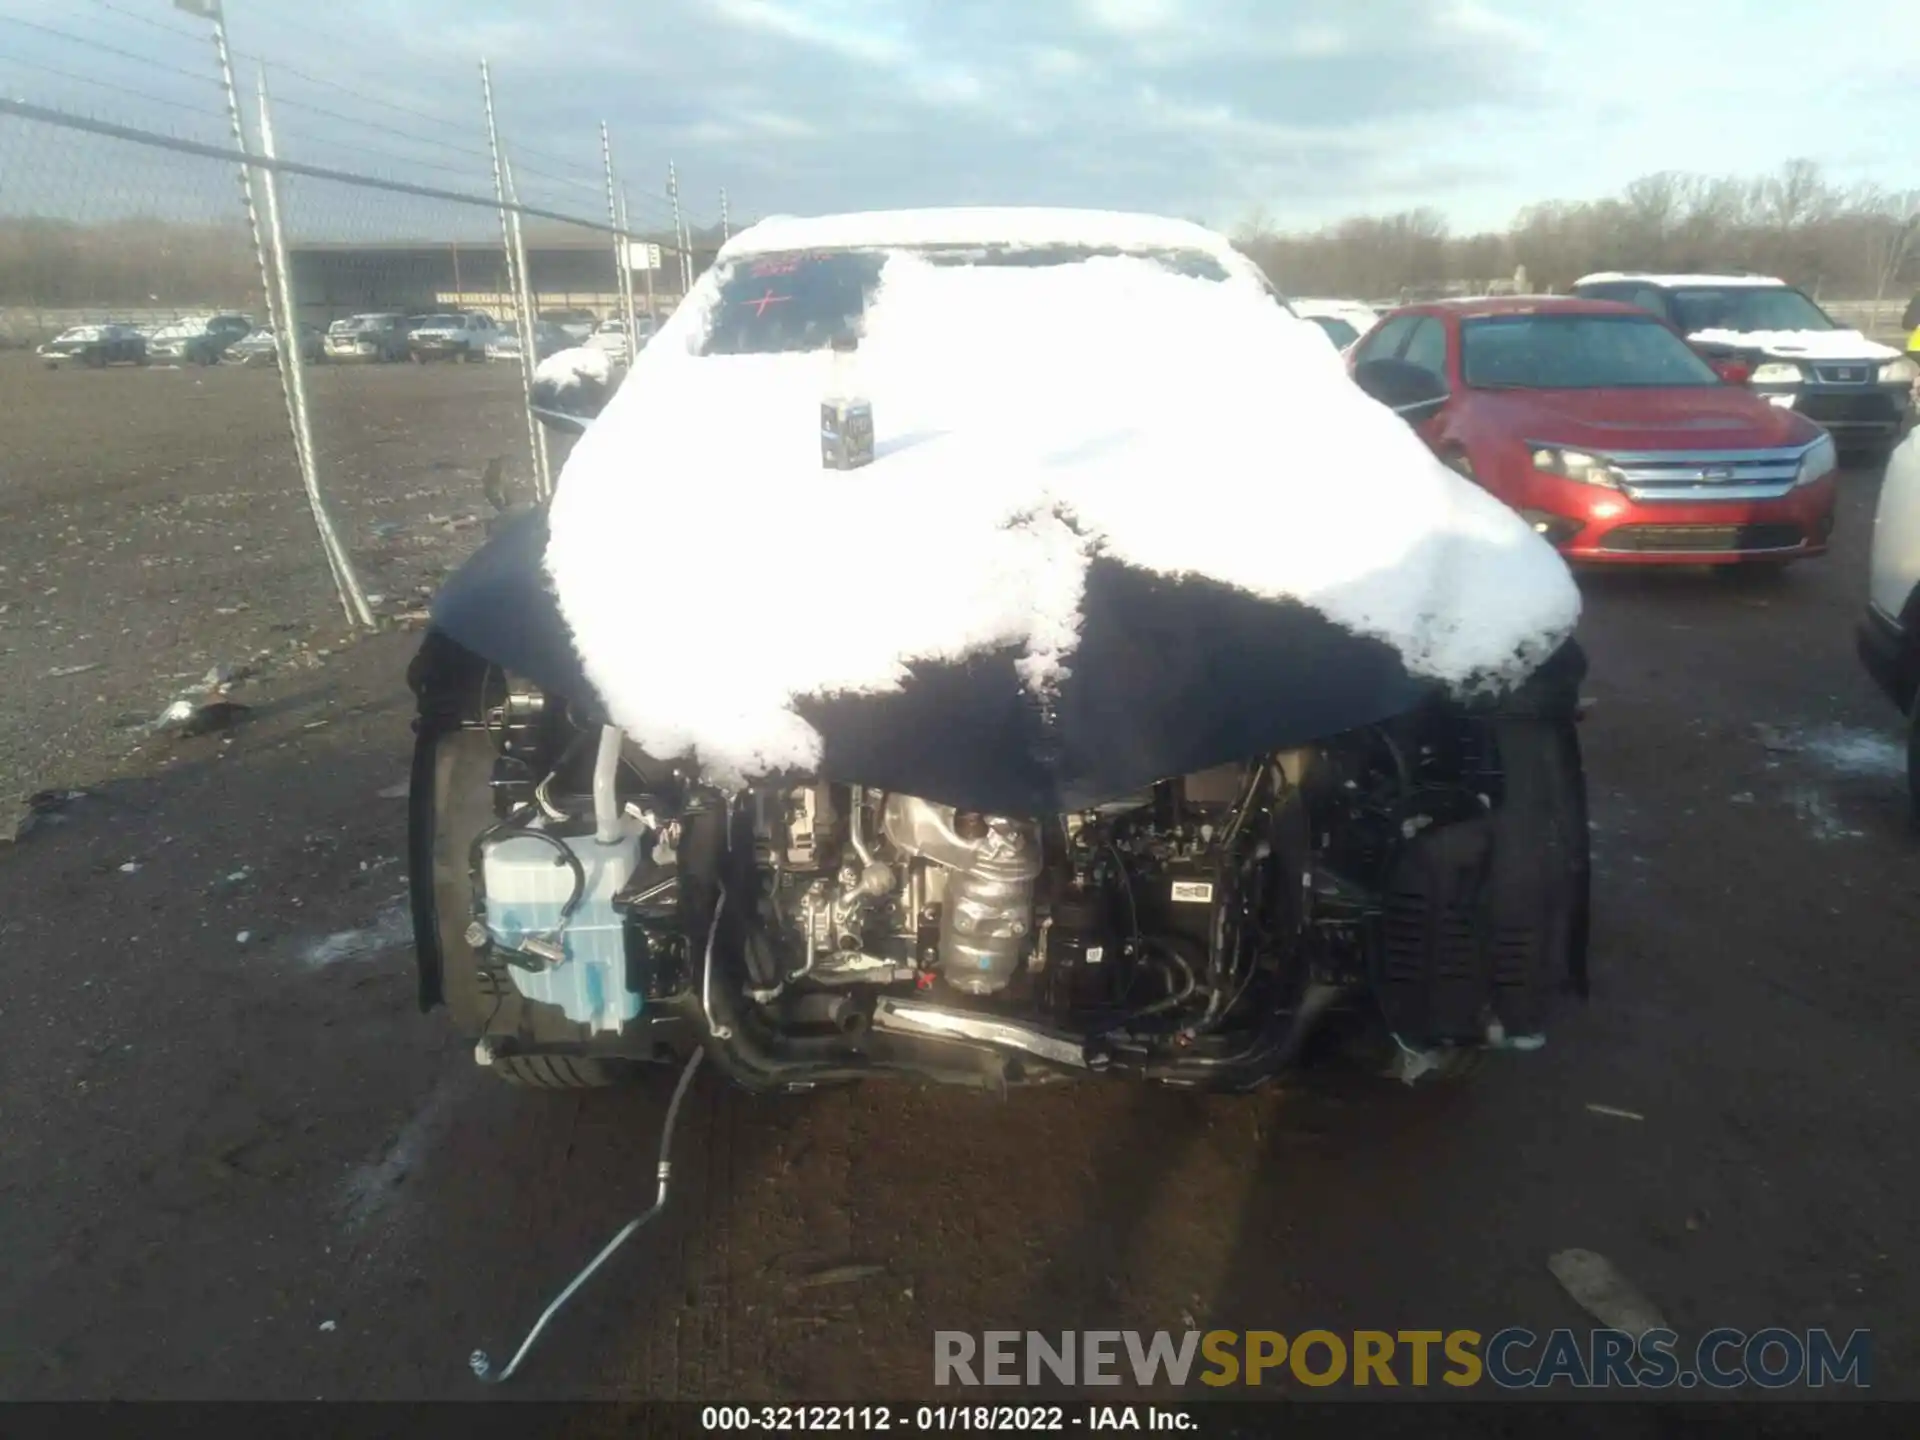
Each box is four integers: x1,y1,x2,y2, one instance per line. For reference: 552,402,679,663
1669,286,1834,334
699,245,1235,357
1462,313,1722,389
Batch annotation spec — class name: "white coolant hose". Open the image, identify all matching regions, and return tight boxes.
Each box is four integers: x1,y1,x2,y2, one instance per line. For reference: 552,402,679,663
592,724,622,844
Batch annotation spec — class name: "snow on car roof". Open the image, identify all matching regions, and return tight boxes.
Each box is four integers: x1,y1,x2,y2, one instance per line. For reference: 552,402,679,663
545,242,1581,786
1576,272,1788,288
533,345,614,394
720,207,1249,267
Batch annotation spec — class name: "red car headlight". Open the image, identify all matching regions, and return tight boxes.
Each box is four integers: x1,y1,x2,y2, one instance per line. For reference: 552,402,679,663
1529,445,1621,489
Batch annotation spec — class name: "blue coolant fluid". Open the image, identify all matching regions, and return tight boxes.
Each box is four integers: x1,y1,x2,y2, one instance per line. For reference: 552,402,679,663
482,818,645,1032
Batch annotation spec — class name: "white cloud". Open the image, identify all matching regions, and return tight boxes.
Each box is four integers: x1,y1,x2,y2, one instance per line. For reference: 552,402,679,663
18,0,1918,238
1075,0,1184,37
708,0,915,66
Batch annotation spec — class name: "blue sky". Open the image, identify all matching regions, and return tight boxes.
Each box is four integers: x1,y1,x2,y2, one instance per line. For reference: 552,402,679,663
3,0,1917,235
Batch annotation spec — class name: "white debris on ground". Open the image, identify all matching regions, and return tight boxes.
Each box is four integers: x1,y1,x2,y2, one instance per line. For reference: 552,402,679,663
1548,1249,1667,1334
547,216,1582,786
533,345,614,396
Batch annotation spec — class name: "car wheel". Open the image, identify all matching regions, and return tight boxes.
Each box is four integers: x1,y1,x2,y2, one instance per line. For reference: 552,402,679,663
489,1054,633,1089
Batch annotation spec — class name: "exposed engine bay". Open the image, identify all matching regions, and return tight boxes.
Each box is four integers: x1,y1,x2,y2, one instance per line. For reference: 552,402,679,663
412,639,1588,1093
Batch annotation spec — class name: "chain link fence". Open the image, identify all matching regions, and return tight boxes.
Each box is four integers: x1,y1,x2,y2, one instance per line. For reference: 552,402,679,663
0,66,721,806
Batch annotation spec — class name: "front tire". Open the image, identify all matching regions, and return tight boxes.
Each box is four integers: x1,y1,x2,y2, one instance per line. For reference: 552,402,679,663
490,1055,628,1089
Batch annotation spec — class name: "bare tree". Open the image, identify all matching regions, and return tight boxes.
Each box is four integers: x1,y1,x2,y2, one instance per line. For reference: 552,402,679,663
1235,160,1916,318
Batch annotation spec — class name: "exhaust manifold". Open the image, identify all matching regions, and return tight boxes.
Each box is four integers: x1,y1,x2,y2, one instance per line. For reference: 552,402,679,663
880,795,1042,994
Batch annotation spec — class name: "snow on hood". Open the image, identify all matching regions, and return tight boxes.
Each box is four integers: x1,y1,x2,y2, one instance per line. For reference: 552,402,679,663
534,345,614,394
1689,327,1901,362
546,248,1581,786
721,207,1249,269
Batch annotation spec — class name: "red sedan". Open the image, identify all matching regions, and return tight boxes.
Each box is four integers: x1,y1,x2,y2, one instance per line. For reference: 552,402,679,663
1347,297,1839,567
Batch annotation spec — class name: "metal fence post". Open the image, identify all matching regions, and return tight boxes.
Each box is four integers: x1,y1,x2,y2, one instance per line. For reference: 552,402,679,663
480,60,550,503
178,0,361,624
253,75,375,630
601,122,639,360
668,160,691,295
501,158,551,500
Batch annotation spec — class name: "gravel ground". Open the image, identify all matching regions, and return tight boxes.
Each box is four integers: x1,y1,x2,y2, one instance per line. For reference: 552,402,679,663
0,365,1914,1408
0,353,536,814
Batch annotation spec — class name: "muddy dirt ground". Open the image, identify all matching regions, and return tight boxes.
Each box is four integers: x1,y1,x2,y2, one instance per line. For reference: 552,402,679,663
1,357,1915,1406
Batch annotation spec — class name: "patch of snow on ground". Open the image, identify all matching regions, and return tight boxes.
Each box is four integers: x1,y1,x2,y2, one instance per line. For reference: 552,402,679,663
303,902,412,968
1757,722,1906,779
1797,726,1907,779
547,236,1581,785
1787,787,1865,842
339,1077,462,1235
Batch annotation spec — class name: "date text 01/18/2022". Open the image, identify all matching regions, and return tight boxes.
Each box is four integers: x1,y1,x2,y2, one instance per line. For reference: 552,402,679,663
700,1405,1199,1432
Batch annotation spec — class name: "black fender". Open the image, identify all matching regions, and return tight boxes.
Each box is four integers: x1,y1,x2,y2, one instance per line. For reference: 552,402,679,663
411,505,608,721
411,505,1590,817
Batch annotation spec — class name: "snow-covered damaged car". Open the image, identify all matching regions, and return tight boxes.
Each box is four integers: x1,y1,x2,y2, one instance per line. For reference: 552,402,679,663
407,208,1590,1097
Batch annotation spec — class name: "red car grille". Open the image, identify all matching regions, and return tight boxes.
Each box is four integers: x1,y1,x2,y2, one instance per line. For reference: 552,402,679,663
1598,523,1804,554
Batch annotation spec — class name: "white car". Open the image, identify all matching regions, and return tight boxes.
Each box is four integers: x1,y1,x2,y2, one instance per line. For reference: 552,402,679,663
1573,272,1918,464
1290,298,1381,353
407,311,500,362
1859,428,1920,823
584,316,655,364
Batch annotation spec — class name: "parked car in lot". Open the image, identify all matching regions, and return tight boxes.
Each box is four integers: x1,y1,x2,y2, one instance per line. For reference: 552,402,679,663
1300,313,1360,351
583,315,653,364
226,324,325,367
36,323,147,369
1859,428,1920,823
485,321,572,362
409,312,499,362
1572,272,1918,464
145,313,254,365
1291,298,1380,352
540,309,598,345
325,313,412,362
1348,296,1839,570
